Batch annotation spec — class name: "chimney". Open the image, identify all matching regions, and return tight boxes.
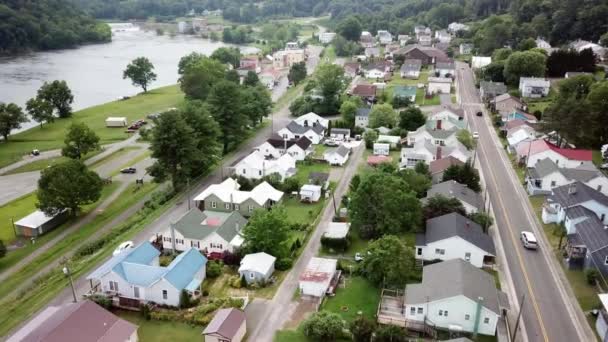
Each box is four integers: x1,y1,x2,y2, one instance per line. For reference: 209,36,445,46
437,119,442,130
568,184,577,195
436,146,442,160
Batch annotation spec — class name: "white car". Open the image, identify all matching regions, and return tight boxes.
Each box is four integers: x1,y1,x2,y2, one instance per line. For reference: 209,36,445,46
472,131,479,139
113,241,134,256
520,231,538,250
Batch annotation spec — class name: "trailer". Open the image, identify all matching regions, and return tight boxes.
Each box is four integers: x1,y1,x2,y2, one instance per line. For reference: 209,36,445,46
105,117,128,127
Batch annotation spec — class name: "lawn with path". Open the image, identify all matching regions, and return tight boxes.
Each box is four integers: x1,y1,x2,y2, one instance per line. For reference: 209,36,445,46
292,162,330,185
322,276,380,322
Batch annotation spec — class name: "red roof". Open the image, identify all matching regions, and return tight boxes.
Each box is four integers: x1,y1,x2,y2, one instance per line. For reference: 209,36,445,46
516,139,592,161
351,84,377,97
367,155,393,165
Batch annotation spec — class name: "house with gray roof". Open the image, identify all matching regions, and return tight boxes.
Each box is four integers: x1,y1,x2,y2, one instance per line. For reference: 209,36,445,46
406,125,460,146
324,144,351,166
519,77,550,98
542,182,608,228
527,158,608,196
565,207,608,283
479,81,507,101
425,180,483,214
238,252,276,285
160,208,248,258
415,212,495,267
402,259,508,336
400,139,471,168
203,308,246,342
330,128,351,141
400,59,422,79
277,120,325,144
355,107,371,128
434,61,455,78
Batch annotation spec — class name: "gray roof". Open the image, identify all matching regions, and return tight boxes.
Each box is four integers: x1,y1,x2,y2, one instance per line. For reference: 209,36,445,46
427,127,459,139
406,259,504,313
435,62,455,70
421,212,495,255
480,81,507,94
400,59,422,72
355,108,371,118
327,145,350,157
427,180,483,210
571,212,608,275
286,120,324,135
548,182,608,209
172,208,247,242
331,128,351,135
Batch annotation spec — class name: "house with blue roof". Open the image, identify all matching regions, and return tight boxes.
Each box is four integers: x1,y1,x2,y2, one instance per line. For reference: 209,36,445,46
87,242,207,307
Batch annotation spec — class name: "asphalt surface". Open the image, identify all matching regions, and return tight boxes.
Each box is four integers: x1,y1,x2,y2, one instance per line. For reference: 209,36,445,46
455,61,594,342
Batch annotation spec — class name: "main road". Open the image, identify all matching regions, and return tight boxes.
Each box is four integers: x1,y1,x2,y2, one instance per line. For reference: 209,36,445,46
456,61,594,342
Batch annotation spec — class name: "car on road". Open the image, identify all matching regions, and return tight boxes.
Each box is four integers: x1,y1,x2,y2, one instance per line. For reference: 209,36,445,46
520,231,538,250
113,241,134,256
472,131,479,139
476,111,483,117
120,167,137,174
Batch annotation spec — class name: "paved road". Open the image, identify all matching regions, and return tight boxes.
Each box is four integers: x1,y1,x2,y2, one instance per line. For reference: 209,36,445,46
455,61,594,342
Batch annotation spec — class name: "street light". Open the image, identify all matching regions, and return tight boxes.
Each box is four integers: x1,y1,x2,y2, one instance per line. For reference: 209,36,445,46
63,266,77,303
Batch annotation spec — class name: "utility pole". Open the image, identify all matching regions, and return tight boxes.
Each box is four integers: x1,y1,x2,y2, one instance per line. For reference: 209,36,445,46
511,294,526,342
187,178,191,211
63,266,77,303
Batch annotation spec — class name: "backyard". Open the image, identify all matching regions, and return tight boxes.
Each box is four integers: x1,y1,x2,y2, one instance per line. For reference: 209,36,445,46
384,71,441,106
292,161,331,185
321,276,380,322
118,310,203,342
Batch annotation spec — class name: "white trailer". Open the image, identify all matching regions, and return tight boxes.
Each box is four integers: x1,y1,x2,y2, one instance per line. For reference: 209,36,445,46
105,117,128,127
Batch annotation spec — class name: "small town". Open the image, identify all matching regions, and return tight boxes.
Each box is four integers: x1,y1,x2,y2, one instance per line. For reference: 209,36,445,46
1,1,608,342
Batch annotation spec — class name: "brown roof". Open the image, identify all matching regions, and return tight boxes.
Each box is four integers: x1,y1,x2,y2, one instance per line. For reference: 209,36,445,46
430,156,465,175
351,84,377,97
344,62,360,71
202,308,246,339
504,119,530,131
20,301,137,342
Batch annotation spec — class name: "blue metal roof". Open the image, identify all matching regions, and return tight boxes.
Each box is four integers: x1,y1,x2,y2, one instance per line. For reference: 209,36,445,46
116,263,167,287
87,241,159,281
164,248,207,290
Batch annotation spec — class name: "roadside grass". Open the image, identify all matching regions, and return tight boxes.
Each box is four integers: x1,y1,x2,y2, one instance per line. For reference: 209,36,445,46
293,162,330,184
273,82,306,111
117,309,202,341
0,85,183,168
1,149,104,175
110,149,152,176
321,276,380,322
88,146,142,170
485,269,501,290
283,197,326,225
203,266,288,299
321,45,336,63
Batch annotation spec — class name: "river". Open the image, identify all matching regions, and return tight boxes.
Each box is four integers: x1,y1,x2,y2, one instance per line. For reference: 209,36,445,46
0,23,259,132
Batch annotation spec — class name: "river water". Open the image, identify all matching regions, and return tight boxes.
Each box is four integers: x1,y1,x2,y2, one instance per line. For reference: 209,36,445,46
0,23,259,132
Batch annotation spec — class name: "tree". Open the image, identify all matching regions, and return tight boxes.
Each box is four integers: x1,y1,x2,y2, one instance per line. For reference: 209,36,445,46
180,101,222,175
37,81,74,118
363,130,378,149
492,48,512,62
179,56,226,100
398,107,425,131
336,16,362,41
542,97,594,147
37,159,103,215
396,169,432,198
288,61,307,85
457,129,475,150
243,71,260,87
302,311,345,341
503,51,547,85
123,57,157,92
240,85,272,126
481,62,505,82
374,325,408,342
26,97,54,126
423,195,467,220
469,212,494,232
339,100,359,127
242,207,291,259
588,81,608,146
601,32,608,47
178,52,205,75
61,123,100,159
517,37,537,51
208,80,249,153
358,235,415,286
369,104,397,128
0,103,27,141
333,35,361,57
414,161,431,177
289,96,317,117
558,74,595,99
179,289,191,309
315,64,346,114
210,47,241,68
225,69,240,83
350,316,376,342
442,163,481,192
349,172,421,238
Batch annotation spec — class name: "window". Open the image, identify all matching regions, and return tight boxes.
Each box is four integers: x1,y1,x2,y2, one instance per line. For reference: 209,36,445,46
465,252,471,261
242,169,246,174
177,239,184,244
164,237,171,242
550,180,556,187
465,314,470,320
438,310,443,316
598,185,603,192
410,307,416,315
484,317,490,324
435,248,445,255
417,248,422,256
234,204,239,210
604,256,608,265
250,272,255,279
162,290,168,300
133,286,140,298
258,170,262,176
444,310,448,317
225,203,231,210
249,205,254,212
417,307,423,314
211,201,217,209
602,214,606,222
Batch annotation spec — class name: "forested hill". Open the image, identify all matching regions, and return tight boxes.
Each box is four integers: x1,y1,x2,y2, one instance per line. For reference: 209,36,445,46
0,0,111,55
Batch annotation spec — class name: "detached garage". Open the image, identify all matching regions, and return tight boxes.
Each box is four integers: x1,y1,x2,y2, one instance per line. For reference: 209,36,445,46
299,184,322,202
14,210,69,237
105,117,128,127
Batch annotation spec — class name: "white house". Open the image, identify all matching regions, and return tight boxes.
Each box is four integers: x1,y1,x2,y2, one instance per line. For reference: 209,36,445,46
434,62,455,78
319,32,336,44
257,135,313,161
294,112,329,129
515,139,593,168
428,106,465,122
571,39,606,58
87,242,207,307
373,143,390,156
300,184,322,202
400,139,470,168
232,151,296,181
278,121,325,144
363,62,391,79
400,59,422,79
323,222,350,240
434,30,451,44
330,128,351,141
472,56,492,69
377,134,401,147
506,125,536,148
203,308,247,342
542,182,608,227
238,252,276,285
415,213,495,267
519,77,550,98
596,294,608,341
398,34,411,45
427,77,452,94
418,35,432,46
426,180,483,214
406,125,459,147
355,108,371,128
299,257,338,298
160,208,247,257
448,22,470,33
377,30,393,44
403,259,508,336
459,43,473,55
324,145,351,166
527,158,608,196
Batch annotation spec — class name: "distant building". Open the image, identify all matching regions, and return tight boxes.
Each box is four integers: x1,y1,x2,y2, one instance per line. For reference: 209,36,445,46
319,32,336,44
448,22,470,33
272,49,305,69
471,56,492,69
459,43,473,55
519,77,550,98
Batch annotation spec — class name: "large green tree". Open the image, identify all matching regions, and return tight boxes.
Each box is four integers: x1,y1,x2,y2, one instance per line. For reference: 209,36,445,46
37,159,103,215
558,74,595,100
315,63,346,114
288,61,307,85
210,47,241,69
503,50,547,86
243,71,260,87
350,316,376,342
61,122,100,159
179,56,226,101
442,163,481,192
208,80,249,153
588,81,608,146
302,311,345,341
0,103,27,141
358,235,416,287
26,97,54,127
180,101,222,175
37,81,74,118
339,99,361,127
242,207,291,259
336,16,362,41
396,169,431,198
369,103,397,128
240,85,272,126
423,194,467,221
398,107,425,131
123,57,157,92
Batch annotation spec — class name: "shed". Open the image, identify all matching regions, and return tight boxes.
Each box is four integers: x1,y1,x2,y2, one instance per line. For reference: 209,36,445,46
373,143,390,156
323,222,350,239
300,184,322,202
330,128,351,141
105,117,128,127
238,252,276,284
299,257,338,297
308,172,330,189
14,210,69,237
203,308,247,342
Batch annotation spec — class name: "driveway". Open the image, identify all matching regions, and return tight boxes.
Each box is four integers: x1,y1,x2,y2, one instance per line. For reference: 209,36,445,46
439,93,452,105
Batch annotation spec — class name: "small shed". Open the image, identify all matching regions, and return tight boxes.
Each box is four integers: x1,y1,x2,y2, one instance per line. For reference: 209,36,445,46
105,117,128,127
238,252,276,284
330,128,351,141
377,135,401,147
323,222,350,239
202,308,247,342
14,210,69,237
373,143,390,156
300,184,322,202
299,257,338,297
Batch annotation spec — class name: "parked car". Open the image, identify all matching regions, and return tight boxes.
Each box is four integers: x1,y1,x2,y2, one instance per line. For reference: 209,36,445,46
120,167,137,174
473,131,479,139
520,231,538,250
113,241,134,256
324,139,339,147
476,111,483,117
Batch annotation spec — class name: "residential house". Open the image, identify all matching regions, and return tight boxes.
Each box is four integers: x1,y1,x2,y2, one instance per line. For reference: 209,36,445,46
425,117,467,131
377,126,392,134
393,85,417,103
400,59,422,79
430,156,465,183
257,135,313,161
299,257,339,298
377,134,401,147
505,110,538,123
459,43,473,55
278,120,325,144
535,38,551,50
259,69,280,89
398,34,412,46
8,301,138,342
414,26,431,37
14,210,69,237
565,71,593,79
406,125,459,147
344,62,361,78
324,145,351,166
238,252,276,285
160,208,247,257
471,56,492,69
427,77,452,94
231,151,296,181
194,178,284,217
415,213,495,267
203,308,247,342
86,242,207,307
400,139,470,168
435,30,451,43
300,184,322,202
377,30,393,44
428,106,466,122
519,77,550,98
309,172,330,189
542,182,608,227
401,259,508,336
503,118,530,131
319,32,336,44
363,61,391,79
365,47,381,59
571,40,606,59
434,42,450,53
350,84,377,102
360,31,375,48
448,22,470,33
491,94,524,115
285,41,299,50
479,81,507,101
295,112,329,129
506,125,536,148
373,143,390,156
394,45,450,65
418,35,432,46
330,128,351,141
272,49,305,69
515,139,593,168
426,180,483,214
434,61,455,78
323,222,350,240
355,107,371,128
239,56,260,72
527,158,608,196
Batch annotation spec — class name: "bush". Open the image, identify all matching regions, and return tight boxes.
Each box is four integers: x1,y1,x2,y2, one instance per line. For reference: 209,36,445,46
585,268,600,285
141,303,151,320
222,251,241,265
275,257,293,270
351,316,376,342
90,294,112,310
202,290,209,297
281,177,301,193
320,236,350,252
374,325,408,342
206,260,223,278
179,289,192,309
302,311,345,341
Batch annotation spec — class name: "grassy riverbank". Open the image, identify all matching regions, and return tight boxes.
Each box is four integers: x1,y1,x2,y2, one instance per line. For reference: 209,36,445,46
0,85,183,168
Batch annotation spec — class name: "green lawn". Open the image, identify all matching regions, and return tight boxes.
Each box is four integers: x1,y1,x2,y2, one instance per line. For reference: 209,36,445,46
292,162,330,185
322,276,380,322
312,144,328,158
593,150,604,168
1,148,104,175
283,197,326,225
0,192,38,242
117,310,203,341
0,85,183,168
384,72,440,107
109,149,152,176
526,100,552,113
275,328,311,342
